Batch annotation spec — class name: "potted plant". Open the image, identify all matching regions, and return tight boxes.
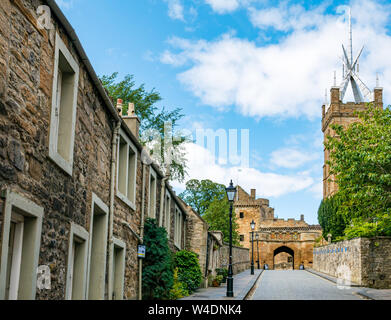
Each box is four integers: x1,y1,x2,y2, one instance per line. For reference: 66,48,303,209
212,275,223,287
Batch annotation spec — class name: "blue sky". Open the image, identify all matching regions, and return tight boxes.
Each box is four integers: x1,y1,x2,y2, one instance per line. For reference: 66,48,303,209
56,0,391,224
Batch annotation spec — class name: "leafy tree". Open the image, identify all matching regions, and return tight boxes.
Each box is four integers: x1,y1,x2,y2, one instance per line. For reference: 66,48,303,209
317,195,347,241
325,105,391,238
100,73,188,182
142,218,173,300
204,198,240,246
173,250,202,294
179,179,227,215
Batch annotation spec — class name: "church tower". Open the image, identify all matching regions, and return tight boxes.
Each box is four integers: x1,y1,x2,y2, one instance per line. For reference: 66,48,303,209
322,9,383,199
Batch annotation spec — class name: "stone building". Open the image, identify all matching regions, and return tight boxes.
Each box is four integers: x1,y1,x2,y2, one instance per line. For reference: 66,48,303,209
0,0,187,300
322,86,383,199
234,186,322,270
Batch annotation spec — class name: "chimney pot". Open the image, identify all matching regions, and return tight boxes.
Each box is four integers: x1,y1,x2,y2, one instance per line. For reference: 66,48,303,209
251,189,256,200
116,99,123,116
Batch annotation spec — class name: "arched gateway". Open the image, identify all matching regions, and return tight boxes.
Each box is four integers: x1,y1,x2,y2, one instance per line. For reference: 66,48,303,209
234,186,323,270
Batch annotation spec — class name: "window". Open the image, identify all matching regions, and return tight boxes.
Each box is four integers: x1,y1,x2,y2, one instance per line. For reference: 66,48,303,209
148,169,157,219
116,129,137,210
49,32,79,176
240,212,244,219
0,190,44,300
164,191,171,235
240,235,245,242
87,193,109,300
110,238,126,300
174,206,183,249
65,223,89,300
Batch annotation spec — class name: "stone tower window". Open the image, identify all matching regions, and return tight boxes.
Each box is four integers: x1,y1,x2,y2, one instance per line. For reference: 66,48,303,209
240,212,244,219
49,33,79,176
240,235,244,242
116,129,138,210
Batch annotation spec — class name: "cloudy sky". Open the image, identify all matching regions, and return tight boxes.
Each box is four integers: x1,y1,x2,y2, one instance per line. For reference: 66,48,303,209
56,0,391,224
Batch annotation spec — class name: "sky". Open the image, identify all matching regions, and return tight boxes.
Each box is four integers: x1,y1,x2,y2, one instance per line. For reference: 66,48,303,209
55,0,391,225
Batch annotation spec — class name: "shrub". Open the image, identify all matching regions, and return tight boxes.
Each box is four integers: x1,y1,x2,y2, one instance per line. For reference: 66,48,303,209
169,268,189,300
174,250,202,294
142,218,173,300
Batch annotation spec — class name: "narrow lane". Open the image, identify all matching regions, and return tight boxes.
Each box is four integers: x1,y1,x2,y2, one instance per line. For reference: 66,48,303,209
252,270,363,300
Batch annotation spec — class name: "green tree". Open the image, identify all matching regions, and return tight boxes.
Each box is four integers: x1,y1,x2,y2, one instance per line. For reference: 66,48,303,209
317,194,347,241
173,250,202,294
100,73,188,182
203,198,240,246
142,218,173,300
325,105,391,238
179,179,227,215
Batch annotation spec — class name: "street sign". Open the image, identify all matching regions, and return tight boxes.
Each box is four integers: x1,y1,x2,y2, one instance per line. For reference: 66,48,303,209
138,245,146,259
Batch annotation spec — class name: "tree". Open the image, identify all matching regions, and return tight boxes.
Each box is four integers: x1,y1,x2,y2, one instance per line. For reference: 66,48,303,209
317,195,347,241
204,198,240,246
142,218,173,300
100,73,188,182
179,179,227,216
325,105,391,238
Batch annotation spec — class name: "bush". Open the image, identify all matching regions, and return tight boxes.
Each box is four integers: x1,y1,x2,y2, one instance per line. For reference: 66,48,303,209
169,268,189,300
142,218,173,300
174,250,202,294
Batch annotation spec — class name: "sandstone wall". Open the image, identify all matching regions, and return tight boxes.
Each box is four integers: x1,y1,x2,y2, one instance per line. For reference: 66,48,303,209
219,244,250,275
313,237,391,289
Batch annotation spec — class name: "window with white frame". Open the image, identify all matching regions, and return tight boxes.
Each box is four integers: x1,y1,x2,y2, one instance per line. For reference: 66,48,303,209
148,168,157,219
87,193,109,300
111,238,126,300
164,191,171,235
49,32,79,176
174,206,183,249
65,223,89,300
0,190,43,300
116,129,137,210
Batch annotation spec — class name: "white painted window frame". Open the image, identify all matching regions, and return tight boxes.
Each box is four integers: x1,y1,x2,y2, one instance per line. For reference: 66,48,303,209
0,190,44,300
48,32,79,176
164,190,171,236
174,205,183,250
65,223,89,300
86,193,109,300
116,129,137,210
148,168,157,219
110,238,126,300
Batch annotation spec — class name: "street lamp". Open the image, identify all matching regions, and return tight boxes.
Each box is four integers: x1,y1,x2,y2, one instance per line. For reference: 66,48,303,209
225,180,237,298
256,233,260,269
250,220,255,275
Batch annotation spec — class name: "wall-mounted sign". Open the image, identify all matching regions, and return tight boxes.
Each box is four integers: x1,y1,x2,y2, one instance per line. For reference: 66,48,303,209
138,245,146,259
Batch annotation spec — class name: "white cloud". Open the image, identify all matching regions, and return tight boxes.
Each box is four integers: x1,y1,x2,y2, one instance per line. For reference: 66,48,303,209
55,0,74,9
164,0,185,21
161,0,391,119
205,0,240,14
171,143,314,198
270,148,319,169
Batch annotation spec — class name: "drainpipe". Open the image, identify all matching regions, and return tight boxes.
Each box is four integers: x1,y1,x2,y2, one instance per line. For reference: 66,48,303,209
108,101,122,300
138,161,147,300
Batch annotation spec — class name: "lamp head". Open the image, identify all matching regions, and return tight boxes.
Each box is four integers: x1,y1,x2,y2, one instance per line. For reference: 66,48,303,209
226,180,237,202
250,219,255,230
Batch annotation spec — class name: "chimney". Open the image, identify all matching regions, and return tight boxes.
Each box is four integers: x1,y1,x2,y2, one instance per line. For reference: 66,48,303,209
116,99,123,116
300,214,304,221
373,87,383,110
122,102,141,140
251,189,256,200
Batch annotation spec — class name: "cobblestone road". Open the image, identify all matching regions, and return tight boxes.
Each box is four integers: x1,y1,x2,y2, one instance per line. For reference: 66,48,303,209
251,270,363,300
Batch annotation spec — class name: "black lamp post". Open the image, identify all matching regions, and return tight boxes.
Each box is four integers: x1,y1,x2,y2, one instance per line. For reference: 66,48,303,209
225,180,237,298
250,220,255,275
256,233,260,269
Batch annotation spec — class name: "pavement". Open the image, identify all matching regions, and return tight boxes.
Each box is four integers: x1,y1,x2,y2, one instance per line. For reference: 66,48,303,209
181,269,263,300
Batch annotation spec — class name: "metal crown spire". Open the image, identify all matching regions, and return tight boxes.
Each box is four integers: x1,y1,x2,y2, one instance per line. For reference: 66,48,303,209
339,8,372,103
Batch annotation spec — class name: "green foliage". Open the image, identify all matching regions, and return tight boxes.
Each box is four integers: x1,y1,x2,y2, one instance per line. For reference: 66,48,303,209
325,105,391,238
142,218,173,300
216,268,228,278
317,194,347,241
173,250,202,294
179,179,227,215
203,198,240,246
100,73,188,182
169,268,189,300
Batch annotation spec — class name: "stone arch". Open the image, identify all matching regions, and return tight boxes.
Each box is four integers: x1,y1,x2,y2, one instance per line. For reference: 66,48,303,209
273,246,295,270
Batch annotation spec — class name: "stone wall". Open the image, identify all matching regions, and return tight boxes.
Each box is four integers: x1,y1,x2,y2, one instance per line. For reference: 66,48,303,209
313,237,391,289
219,244,250,275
